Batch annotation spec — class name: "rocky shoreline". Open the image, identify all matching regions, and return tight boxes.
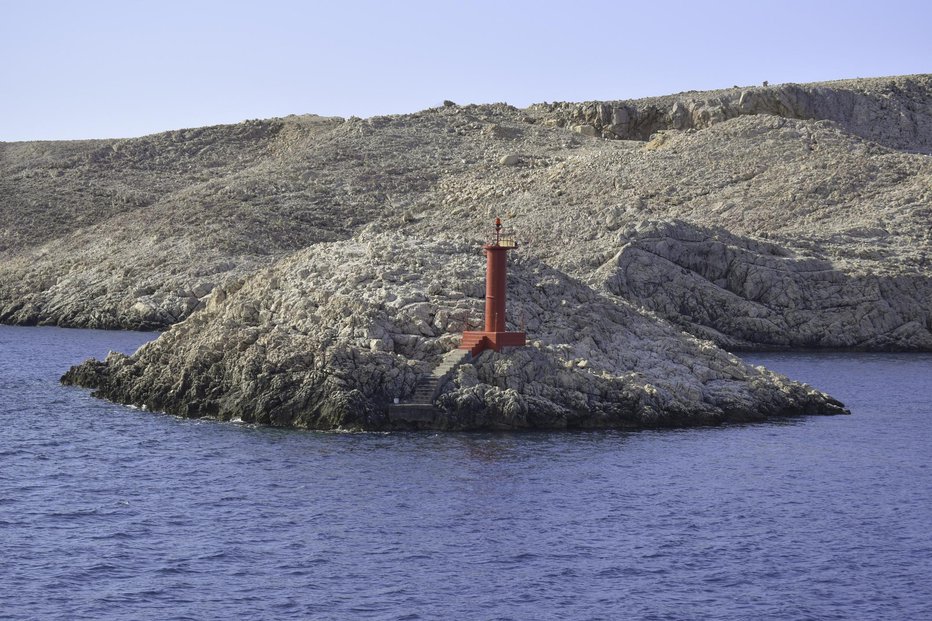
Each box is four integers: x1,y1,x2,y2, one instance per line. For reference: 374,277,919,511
61,234,847,431
5,74,931,428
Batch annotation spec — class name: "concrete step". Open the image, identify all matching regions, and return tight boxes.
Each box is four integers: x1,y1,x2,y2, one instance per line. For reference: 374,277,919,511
387,403,439,424
398,349,474,406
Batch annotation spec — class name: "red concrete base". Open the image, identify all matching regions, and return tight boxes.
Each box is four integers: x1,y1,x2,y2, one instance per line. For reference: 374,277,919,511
460,331,526,357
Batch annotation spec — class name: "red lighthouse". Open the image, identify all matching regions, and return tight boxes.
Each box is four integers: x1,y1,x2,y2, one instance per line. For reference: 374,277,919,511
460,218,527,356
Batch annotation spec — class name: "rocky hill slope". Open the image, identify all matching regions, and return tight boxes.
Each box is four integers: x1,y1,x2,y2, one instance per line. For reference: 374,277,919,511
62,234,845,430
3,74,931,428
3,75,930,346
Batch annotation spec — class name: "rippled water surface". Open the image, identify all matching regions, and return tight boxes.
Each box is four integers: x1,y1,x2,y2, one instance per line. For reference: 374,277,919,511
2,325,931,620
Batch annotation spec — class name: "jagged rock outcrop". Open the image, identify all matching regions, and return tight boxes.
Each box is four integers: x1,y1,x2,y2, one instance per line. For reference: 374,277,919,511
595,220,932,350
534,74,932,153
4,74,932,429
62,234,846,430
3,76,931,351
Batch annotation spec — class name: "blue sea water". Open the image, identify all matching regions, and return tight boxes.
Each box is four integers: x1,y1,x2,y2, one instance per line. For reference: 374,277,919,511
1,324,931,620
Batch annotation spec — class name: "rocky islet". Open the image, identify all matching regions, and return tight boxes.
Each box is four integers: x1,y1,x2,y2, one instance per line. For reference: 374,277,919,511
61,234,847,429
6,75,931,428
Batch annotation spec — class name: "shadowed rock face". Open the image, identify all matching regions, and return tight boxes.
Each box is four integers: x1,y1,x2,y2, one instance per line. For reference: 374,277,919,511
61,236,846,430
4,75,932,427
596,220,932,351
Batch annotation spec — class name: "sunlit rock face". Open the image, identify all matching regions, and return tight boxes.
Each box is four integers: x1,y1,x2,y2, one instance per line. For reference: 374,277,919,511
62,235,846,430
5,75,931,426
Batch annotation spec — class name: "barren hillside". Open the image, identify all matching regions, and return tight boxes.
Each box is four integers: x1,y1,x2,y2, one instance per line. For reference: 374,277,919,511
3,75,930,344
4,74,931,428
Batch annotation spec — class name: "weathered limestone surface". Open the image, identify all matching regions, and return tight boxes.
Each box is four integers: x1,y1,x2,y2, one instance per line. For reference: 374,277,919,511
596,220,932,350
536,75,932,153
62,236,845,430
3,74,931,428
2,76,930,350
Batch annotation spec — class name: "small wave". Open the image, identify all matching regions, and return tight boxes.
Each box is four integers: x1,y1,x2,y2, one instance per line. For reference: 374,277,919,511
84,562,126,577
88,530,137,541
0,448,32,457
46,508,101,519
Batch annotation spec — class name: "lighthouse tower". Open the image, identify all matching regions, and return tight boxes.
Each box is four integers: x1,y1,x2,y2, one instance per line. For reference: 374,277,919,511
460,218,527,356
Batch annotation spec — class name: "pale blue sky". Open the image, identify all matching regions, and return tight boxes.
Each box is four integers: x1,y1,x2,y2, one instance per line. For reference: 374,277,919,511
2,0,929,141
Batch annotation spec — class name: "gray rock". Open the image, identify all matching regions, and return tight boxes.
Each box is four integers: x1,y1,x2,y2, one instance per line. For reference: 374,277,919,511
571,125,599,137
539,75,932,152
61,234,847,430
596,220,932,350
1,75,931,428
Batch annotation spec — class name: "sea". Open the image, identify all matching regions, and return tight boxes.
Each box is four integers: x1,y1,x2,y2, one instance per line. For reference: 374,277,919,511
1,324,931,620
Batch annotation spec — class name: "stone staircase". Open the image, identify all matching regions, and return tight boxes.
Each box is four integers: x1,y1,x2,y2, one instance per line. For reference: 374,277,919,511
387,348,473,425
459,332,489,358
